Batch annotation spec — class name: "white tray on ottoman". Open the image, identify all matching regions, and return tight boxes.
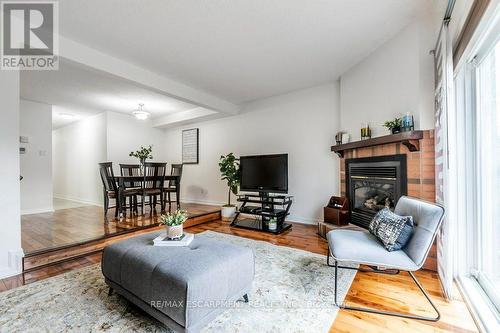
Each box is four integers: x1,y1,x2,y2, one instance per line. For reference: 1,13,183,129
101,231,255,333
153,232,194,246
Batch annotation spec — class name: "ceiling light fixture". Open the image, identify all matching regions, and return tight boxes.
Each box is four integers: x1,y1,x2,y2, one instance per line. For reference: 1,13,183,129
132,103,150,120
58,113,75,120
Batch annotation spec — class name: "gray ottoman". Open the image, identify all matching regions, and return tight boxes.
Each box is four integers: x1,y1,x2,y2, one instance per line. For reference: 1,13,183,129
101,231,255,333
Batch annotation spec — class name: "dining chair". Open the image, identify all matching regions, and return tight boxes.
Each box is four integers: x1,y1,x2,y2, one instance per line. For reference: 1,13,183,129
99,162,138,220
120,164,141,215
164,163,183,210
142,162,167,214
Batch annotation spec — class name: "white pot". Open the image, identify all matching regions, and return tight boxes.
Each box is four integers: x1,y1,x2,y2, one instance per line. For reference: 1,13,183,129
221,205,236,221
268,221,277,231
166,224,183,239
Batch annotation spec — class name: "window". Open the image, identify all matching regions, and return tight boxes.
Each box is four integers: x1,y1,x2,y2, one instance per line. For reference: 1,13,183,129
453,8,500,331
475,38,500,313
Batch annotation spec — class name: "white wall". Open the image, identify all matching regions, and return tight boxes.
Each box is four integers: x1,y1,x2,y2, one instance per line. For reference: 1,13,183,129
19,100,53,214
52,111,167,205
340,17,441,139
106,111,167,173
163,83,341,224
0,71,23,278
53,113,107,206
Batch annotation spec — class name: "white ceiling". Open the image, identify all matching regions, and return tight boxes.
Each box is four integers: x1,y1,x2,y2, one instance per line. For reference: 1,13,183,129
59,0,437,104
20,60,199,128
51,105,101,129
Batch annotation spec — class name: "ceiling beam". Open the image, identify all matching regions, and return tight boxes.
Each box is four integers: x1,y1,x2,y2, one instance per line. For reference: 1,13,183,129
153,107,220,128
58,36,240,115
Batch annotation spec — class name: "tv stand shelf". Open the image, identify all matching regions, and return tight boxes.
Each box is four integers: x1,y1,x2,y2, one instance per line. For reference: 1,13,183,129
230,193,293,234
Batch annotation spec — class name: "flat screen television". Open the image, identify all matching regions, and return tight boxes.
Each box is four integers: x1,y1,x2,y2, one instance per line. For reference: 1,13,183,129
239,154,288,193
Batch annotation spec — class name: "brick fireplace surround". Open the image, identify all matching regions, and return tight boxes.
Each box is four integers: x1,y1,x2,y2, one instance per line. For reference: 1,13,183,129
332,130,437,271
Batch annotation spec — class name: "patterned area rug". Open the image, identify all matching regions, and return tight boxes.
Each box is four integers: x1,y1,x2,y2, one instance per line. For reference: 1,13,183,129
0,231,357,333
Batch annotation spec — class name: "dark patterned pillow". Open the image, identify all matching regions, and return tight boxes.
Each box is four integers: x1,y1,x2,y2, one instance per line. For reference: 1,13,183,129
368,208,414,251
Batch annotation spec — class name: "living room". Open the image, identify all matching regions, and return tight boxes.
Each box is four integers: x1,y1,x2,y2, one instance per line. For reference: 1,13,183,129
0,0,499,332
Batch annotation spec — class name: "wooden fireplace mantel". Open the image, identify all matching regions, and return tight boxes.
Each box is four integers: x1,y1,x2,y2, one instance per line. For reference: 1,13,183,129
331,130,424,158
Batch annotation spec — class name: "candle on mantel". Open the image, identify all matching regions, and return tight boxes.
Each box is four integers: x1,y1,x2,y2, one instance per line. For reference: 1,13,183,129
360,123,371,140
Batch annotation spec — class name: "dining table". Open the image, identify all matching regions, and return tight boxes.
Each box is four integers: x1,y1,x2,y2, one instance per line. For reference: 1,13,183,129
114,175,181,217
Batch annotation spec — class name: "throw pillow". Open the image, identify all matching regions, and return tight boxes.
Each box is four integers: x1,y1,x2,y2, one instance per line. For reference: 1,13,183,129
368,208,414,251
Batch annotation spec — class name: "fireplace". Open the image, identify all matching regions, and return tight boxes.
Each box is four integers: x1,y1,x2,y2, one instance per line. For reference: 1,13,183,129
345,155,407,228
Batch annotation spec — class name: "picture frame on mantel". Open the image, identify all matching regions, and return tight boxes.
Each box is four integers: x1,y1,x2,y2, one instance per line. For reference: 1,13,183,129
182,128,199,164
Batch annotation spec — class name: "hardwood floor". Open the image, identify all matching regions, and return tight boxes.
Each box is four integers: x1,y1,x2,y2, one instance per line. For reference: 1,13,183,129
21,202,220,254
4,218,478,333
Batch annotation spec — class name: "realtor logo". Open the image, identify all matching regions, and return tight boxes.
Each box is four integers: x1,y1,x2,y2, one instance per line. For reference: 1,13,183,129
1,1,58,70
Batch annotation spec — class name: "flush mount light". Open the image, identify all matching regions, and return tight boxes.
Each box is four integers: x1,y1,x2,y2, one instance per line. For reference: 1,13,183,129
132,103,150,120
58,113,75,120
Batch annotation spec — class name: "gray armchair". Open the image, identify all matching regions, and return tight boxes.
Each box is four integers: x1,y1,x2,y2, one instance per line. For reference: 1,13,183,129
327,196,445,321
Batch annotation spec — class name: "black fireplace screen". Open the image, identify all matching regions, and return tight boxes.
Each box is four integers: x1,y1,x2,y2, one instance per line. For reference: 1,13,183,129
346,155,407,228
353,180,395,212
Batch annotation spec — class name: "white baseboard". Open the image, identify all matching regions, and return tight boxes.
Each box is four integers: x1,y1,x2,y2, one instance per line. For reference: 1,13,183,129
181,198,319,226
53,195,103,207
287,215,321,225
21,207,54,215
0,266,19,279
181,198,225,206
0,249,24,279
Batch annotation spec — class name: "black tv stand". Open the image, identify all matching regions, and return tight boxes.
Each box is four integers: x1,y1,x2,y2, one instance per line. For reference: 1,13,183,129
230,193,293,234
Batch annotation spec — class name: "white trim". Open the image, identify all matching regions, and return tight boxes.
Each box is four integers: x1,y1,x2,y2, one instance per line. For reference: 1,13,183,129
454,0,500,73
0,249,24,279
181,198,318,225
0,266,19,280
457,276,500,333
53,195,103,207
470,3,500,63
21,207,54,215
286,215,320,225
452,5,500,330
180,197,225,207
477,272,500,313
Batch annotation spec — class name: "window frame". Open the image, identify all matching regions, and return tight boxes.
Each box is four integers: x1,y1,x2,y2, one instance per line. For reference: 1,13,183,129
453,4,500,331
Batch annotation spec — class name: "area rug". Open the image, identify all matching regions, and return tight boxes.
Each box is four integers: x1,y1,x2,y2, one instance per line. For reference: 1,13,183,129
0,231,357,333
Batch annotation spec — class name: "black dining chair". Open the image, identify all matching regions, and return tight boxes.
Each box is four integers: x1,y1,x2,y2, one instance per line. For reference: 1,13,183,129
120,164,141,215
164,163,183,209
99,162,138,220
142,162,167,214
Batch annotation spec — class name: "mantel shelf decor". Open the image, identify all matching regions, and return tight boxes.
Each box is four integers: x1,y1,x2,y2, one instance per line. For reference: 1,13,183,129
331,130,424,158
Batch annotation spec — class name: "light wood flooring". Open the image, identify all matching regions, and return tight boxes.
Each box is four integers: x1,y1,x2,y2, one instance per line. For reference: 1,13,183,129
4,209,478,333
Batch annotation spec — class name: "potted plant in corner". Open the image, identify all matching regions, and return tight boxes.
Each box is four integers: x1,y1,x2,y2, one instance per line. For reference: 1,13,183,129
219,153,240,221
129,145,153,174
383,118,403,134
160,209,187,240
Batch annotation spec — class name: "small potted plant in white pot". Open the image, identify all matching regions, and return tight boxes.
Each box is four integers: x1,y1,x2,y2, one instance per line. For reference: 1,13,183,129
219,153,240,221
160,209,187,239
267,217,278,232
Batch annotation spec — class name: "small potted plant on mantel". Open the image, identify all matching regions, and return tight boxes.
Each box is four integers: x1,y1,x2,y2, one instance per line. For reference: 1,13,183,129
383,118,403,134
129,145,153,174
219,153,240,221
160,209,188,240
